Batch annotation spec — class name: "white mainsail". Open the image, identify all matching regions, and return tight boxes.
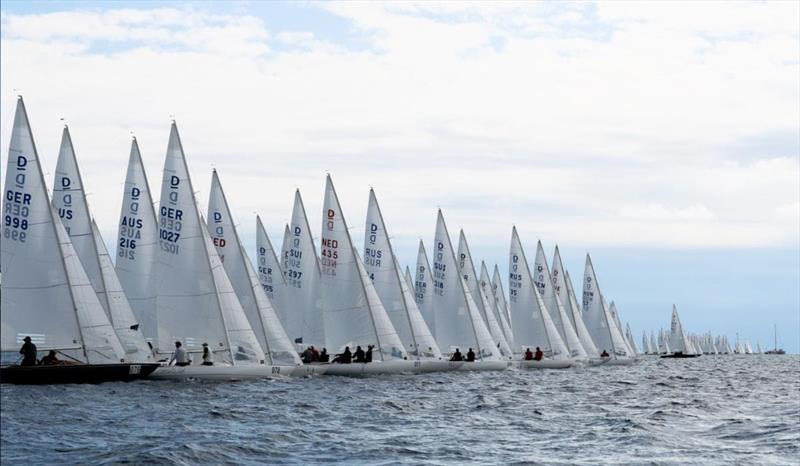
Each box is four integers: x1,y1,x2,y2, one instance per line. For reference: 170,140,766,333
363,189,442,359
281,191,324,347
256,215,288,325
608,300,636,356
50,129,152,363
533,241,587,360
650,331,659,354
642,331,651,354
155,122,264,365
552,247,599,357
319,176,406,360
491,264,514,343
1,97,126,364
508,227,569,359
457,231,513,357
668,305,694,355
582,254,631,359
413,240,436,337
115,137,159,344
207,170,301,365
404,266,414,292
431,210,499,360
479,262,514,351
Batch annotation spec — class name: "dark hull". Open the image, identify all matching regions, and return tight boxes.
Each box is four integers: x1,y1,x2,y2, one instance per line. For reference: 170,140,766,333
660,354,701,359
0,363,160,385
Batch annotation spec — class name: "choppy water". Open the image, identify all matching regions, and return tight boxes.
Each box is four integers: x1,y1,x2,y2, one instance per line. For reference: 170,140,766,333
2,355,798,465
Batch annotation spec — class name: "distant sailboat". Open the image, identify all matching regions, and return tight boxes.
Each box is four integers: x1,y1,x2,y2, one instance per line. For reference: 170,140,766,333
582,254,634,364
624,323,639,357
552,247,599,358
491,264,515,345
661,305,700,358
765,325,786,354
1,97,157,384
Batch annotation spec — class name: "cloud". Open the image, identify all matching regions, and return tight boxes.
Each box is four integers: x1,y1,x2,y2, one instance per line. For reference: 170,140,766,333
0,1,797,256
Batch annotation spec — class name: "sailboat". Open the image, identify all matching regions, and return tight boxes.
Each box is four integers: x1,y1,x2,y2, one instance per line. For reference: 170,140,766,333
457,230,513,358
608,300,636,357
624,323,639,357
115,137,159,346
479,262,514,352
661,305,700,358
552,247,599,358
280,191,325,349
491,264,515,345
642,331,651,355
508,227,572,369
431,210,507,371
318,176,415,374
362,189,455,372
582,254,635,365
149,122,274,380
533,241,587,361
207,170,314,376
413,241,437,337
765,325,786,354
51,127,153,363
255,216,289,340
1,97,158,384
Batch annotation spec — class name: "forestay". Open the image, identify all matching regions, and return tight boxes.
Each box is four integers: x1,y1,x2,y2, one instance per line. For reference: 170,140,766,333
552,248,599,357
319,176,406,360
456,231,513,357
363,189,442,359
431,210,499,360
533,241,587,360
208,171,301,365
582,255,630,359
155,122,263,365
281,191,325,347
115,138,159,345
1,97,125,364
508,227,569,359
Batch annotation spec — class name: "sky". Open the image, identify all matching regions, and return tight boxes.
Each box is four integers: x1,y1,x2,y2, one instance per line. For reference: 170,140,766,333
1,1,798,352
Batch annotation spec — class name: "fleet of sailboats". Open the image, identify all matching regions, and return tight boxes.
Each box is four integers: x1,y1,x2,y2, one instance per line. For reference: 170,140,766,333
1,98,778,384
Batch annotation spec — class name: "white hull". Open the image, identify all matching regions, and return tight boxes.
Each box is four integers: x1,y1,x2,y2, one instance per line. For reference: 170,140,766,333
149,364,294,381
516,359,573,369
412,360,464,373
311,360,417,376
455,360,512,371
289,365,328,377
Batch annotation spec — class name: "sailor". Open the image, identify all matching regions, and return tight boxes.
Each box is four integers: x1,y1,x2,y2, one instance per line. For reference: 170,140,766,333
169,341,191,366
450,348,463,361
309,346,320,362
353,345,366,363
19,336,37,366
301,347,313,363
533,347,544,361
201,343,214,366
365,345,374,363
40,350,60,365
318,348,330,362
337,346,352,364
524,348,534,361
466,348,476,362
600,349,610,358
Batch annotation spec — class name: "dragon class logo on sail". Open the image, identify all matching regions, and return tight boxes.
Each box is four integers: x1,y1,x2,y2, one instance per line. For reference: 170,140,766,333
4,154,32,243
364,222,382,268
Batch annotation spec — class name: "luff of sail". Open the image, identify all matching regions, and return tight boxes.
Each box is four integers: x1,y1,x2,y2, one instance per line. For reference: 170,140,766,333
207,170,301,365
116,138,159,345
1,97,126,364
319,175,406,360
363,189,442,359
508,227,569,360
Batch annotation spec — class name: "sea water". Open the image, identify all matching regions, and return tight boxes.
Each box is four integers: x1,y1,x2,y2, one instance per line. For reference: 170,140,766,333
1,355,798,465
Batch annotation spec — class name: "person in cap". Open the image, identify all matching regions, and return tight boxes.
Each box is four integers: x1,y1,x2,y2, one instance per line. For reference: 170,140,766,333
19,336,37,366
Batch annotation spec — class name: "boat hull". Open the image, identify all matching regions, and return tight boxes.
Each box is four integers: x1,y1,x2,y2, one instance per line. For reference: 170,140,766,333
455,360,511,371
660,354,701,359
412,360,464,373
592,357,638,365
149,364,296,381
0,363,160,385
516,359,573,369
314,360,417,376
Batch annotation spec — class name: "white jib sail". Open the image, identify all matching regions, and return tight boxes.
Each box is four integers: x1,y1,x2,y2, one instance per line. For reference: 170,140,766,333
491,264,514,344
208,170,301,365
607,299,635,356
52,126,108,317
650,331,659,354
479,262,514,354
1,97,125,364
533,241,587,360
319,176,406,360
414,240,437,337
553,249,599,357
642,331,650,354
363,189,442,359
669,305,694,354
50,128,152,362
582,255,630,359
256,215,288,330
624,322,639,356
155,122,263,365
282,191,325,347
115,138,159,345
457,230,513,357
431,210,499,360
508,227,569,359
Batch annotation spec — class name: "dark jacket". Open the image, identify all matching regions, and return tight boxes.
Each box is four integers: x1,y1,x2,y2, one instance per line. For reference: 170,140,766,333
20,342,37,366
